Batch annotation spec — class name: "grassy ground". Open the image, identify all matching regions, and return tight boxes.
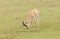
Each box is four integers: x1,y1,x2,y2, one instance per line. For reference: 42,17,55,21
0,0,60,39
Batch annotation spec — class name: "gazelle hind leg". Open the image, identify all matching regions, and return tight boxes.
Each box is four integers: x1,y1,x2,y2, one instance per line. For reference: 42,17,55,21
34,15,39,25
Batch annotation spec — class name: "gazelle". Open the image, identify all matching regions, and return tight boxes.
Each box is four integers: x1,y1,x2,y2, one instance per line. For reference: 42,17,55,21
22,9,40,29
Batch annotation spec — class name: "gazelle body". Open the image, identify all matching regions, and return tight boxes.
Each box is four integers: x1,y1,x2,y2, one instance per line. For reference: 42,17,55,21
23,9,40,29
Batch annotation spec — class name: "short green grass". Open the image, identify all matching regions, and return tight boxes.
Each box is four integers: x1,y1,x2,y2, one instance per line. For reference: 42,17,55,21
0,0,60,39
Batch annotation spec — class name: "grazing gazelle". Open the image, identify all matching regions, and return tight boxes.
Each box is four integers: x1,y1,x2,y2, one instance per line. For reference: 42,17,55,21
22,9,40,29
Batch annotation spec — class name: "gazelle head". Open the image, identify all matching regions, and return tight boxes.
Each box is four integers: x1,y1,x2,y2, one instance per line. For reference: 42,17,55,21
22,21,29,29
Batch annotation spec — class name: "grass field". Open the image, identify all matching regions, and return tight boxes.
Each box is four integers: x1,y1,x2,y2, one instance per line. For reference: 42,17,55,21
0,0,60,39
